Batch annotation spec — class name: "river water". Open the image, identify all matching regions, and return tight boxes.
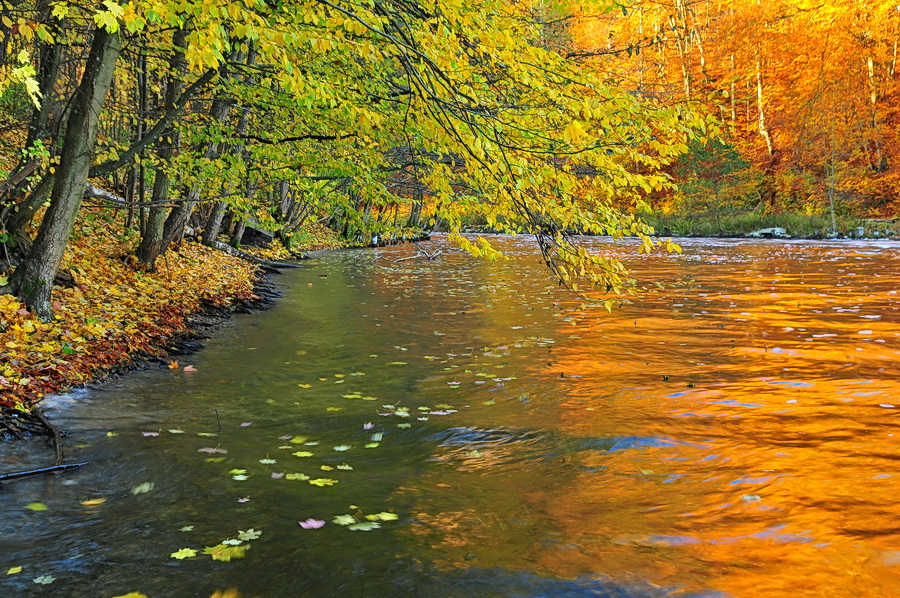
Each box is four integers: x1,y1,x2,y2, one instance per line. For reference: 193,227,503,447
2,234,900,598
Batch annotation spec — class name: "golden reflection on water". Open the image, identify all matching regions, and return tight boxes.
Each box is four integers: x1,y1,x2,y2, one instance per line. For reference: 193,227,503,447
394,238,900,597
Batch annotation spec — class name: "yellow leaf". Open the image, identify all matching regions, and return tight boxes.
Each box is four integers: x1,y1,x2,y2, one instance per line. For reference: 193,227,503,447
6,566,22,575
80,498,108,507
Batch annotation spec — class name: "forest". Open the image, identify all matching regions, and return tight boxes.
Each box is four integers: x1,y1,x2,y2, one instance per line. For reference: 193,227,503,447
0,0,897,407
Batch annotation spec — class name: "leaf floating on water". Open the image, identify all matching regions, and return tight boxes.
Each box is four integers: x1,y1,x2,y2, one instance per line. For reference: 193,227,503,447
397,423,412,429
365,512,399,522
142,431,159,437
348,522,381,531
170,548,197,560
289,437,309,444
285,473,310,481
203,544,249,562
232,475,249,481
238,528,262,541
299,518,326,529
6,566,22,575
197,432,218,437
332,514,357,526
179,526,194,532
80,498,107,507
297,384,312,389
308,478,338,487
363,422,374,430
183,365,198,373
240,422,252,427
106,432,119,437
271,472,285,479
364,442,380,449
388,361,407,366
320,465,334,471
32,575,55,585
741,494,762,502
259,458,277,465
326,407,344,412
229,469,247,475
237,497,250,503
332,445,351,452
370,432,384,442
167,429,185,434
292,451,314,457
25,503,48,511
880,404,895,409
197,447,227,454
336,464,353,470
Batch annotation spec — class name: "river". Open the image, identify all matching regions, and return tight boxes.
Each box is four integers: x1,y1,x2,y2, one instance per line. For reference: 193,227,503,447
2,234,900,597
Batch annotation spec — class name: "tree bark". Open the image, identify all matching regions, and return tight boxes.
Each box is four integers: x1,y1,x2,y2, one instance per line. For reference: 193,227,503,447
137,29,188,267
4,27,121,320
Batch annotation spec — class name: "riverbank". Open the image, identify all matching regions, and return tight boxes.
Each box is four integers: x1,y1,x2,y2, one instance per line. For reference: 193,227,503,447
638,211,897,239
0,217,282,439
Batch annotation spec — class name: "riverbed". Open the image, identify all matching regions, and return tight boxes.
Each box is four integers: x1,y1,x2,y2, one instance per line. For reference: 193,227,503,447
2,235,900,597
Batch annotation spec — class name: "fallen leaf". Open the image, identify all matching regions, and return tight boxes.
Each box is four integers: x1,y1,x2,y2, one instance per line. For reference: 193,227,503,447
292,451,314,457
237,528,262,541
299,518,326,529
308,478,338,487
6,566,22,575
285,473,310,481
297,383,312,388
365,512,399,521
33,575,55,584
336,464,353,470
259,458,277,464
240,422,252,427
332,445,351,452
183,365,198,373
25,503,48,511
237,497,250,503
348,521,381,531
170,548,197,560
168,360,179,369
197,447,227,454
80,498,107,507
179,526,194,532
142,431,159,437
203,544,249,562
131,482,155,495
332,514,356,526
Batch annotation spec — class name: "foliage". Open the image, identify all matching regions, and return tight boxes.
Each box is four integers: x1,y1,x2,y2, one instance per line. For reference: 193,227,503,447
0,214,257,407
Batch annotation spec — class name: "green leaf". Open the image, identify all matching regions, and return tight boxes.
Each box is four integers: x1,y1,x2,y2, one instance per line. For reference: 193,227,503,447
25,503,48,511
292,451,314,457
237,528,262,541
332,514,356,526
202,544,249,562
348,521,381,531
33,575,55,584
170,548,197,560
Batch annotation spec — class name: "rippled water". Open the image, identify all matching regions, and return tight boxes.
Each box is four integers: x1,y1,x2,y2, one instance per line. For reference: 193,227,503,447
2,235,900,597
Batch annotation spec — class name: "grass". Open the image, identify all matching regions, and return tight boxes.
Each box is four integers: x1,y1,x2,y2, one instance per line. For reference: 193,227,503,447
636,210,886,239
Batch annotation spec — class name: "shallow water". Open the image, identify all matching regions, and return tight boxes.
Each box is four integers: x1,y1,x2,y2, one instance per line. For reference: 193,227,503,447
2,234,900,597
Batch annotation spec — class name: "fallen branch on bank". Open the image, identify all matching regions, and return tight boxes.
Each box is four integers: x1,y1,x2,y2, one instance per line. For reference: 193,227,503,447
212,241,306,272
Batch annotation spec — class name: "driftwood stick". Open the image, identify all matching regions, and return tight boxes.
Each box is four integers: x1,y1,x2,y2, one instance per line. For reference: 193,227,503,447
0,461,89,482
32,408,64,466
212,241,305,269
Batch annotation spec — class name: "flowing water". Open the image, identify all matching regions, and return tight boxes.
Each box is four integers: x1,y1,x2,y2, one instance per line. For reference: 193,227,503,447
3,235,900,598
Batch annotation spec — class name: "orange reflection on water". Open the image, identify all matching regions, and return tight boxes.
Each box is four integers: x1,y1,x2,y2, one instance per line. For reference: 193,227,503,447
397,238,900,598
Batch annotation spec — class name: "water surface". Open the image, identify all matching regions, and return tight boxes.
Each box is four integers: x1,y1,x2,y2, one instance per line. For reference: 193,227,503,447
2,235,900,597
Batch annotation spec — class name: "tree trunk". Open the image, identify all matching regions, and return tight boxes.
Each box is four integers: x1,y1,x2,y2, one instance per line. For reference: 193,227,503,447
137,29,188,267
4,27,121,320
